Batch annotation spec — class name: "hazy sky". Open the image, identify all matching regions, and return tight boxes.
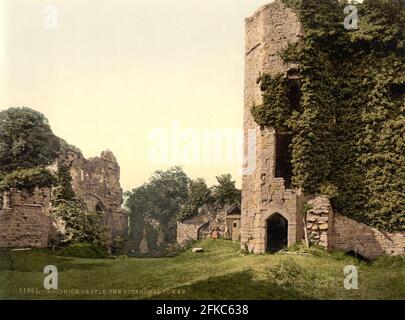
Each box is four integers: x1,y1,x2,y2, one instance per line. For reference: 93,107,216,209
0,0,272,191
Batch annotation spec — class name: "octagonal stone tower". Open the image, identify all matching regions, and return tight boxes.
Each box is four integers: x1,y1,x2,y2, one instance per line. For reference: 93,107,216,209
241,0,308,253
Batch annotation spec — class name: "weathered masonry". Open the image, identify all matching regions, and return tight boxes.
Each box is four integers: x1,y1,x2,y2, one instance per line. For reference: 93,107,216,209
241,0,306,254
240,0,405,259
62,150,128,244
0,150,128,248
177,205,241,245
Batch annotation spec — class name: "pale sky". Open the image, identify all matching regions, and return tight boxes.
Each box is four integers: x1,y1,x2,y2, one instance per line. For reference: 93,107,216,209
0,0,272,191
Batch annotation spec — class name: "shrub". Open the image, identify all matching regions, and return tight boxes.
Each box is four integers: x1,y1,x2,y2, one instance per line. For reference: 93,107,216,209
52,200,107,247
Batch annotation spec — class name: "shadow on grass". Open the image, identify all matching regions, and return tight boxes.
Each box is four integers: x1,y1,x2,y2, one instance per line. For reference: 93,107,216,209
148,270,313,300
0,250,110,273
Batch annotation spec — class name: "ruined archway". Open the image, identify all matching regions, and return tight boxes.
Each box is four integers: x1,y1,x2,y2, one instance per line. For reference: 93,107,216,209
266,213,288,253
79,193,110,226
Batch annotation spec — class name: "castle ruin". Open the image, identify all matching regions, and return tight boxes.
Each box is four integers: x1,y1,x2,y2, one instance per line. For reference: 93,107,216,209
241,1,405,259
0,150,128,249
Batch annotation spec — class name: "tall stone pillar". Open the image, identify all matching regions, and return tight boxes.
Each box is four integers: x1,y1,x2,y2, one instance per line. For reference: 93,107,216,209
241,0,303,253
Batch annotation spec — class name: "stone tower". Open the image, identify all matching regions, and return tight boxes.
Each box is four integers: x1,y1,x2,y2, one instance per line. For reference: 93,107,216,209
241,0,308,253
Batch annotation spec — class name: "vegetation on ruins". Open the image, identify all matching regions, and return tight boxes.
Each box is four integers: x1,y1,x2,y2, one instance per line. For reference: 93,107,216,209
0,167,56,193
51,163,107,250
0,107,61,173
0,107,106,250
53,164,76,201
251,0,405,231
52,200,107,248
176,173,241,222
177,174,241,222
0,107,60,207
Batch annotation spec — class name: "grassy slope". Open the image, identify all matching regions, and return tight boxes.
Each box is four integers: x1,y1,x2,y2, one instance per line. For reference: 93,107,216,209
0,239,404,300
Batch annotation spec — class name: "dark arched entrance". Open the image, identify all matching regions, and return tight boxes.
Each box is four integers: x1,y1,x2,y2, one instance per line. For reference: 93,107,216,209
266,213,288,253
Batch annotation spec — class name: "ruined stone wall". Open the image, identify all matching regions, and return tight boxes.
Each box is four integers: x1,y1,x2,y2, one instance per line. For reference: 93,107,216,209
305,197,333,249
330,214,405,260
58,150,129,243
305,197,405,259
177,214,209,245
176,205,235,244
0,149,128,249
0,188,52,248
241,1,404,258
135,216,176,256
241,0,305,253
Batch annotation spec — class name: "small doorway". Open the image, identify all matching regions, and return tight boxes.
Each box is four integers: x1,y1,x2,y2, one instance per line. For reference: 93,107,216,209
266,213,288,253
231,221,240,241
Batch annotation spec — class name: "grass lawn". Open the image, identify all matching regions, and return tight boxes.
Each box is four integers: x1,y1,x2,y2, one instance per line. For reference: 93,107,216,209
0,239,404,300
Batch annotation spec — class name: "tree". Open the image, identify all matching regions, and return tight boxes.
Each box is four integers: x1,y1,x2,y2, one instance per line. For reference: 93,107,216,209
147,166,190,221
0,107,60,172
125,166,190,253
177,178,212,221
211,174,241,208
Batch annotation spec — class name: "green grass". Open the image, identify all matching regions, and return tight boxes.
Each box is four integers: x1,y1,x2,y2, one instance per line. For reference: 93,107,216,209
0,239,404,300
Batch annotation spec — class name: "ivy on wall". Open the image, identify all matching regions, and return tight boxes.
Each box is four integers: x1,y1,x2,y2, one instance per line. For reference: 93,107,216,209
252,0,405,231
251,74,293,132
0,167,56,193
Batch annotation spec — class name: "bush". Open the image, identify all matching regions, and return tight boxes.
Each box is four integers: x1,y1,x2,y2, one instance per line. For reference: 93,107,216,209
52,200,107,247
57,243,110,259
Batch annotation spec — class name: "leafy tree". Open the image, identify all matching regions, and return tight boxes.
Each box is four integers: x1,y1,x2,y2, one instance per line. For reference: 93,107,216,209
0,107,60,172
177,178,212,221
124,185,150,250
147,166,190,222
125,166,190,253
212,174,241,208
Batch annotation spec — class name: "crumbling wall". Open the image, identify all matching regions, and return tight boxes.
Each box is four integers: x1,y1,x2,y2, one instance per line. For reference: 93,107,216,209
134,216,176,256
176,205,240,244
305,197,333,249
0,149,128,249
305,197,405,259
58,150,128,244
177,214,209,245
0,188,52,248
330,214,405,259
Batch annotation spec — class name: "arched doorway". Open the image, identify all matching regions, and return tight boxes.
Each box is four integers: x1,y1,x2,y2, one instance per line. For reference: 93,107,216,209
266,213,288,253
80,193,110,227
